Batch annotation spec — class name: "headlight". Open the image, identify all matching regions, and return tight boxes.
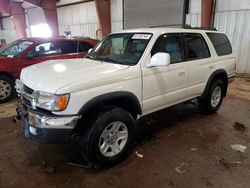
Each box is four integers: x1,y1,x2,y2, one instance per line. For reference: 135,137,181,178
15,79,24,95
35,91,69,111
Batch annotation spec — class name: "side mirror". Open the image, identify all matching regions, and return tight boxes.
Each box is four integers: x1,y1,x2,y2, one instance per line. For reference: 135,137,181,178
88,48,93,53
148,52,170,67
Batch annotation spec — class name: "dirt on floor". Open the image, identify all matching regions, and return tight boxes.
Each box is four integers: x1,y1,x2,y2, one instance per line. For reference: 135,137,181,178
0,77,250,188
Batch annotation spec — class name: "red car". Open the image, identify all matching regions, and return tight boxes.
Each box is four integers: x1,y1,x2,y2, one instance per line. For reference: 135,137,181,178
0,37,96,103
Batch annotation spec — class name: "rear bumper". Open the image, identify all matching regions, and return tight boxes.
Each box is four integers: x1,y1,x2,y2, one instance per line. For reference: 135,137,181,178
16,104,80,144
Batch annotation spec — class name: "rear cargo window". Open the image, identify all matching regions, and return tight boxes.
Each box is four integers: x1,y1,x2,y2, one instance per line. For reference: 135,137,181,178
206,33,232,56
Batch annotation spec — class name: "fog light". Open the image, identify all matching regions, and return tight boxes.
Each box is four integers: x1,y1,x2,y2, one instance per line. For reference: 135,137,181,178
29,126,38,135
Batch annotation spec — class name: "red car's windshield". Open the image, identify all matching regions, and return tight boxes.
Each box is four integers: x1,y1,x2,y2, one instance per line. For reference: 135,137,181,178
0,40,33,57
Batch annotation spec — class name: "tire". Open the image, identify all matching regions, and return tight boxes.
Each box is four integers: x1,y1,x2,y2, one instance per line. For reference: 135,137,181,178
0,75,15,103
199,79,225,114
80,108,135,168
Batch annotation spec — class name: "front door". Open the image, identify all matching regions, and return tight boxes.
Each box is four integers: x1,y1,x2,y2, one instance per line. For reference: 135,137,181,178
142,33,188,115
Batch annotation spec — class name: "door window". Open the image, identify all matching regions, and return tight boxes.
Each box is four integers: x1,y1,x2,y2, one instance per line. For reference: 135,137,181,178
184,33,210,60
54,40,78,54
28,42,62,58
151,34,183,64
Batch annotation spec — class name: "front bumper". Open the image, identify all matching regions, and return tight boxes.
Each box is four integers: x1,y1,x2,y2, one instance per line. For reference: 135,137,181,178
16,104,80,143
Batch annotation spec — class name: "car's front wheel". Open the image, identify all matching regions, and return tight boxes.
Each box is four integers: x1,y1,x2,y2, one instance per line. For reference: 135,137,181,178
0,75,15,103
80,108,135,167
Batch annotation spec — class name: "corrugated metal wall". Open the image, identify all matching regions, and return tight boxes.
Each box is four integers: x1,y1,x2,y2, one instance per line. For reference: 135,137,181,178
111,0,123,32
57,0,123,38
124,0,185,29
187,0,250,74
57,1,99,39
0,17,19,44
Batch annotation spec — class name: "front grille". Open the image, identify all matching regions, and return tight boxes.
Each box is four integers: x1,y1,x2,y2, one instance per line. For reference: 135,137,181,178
22,96,32,108
23,85,34,95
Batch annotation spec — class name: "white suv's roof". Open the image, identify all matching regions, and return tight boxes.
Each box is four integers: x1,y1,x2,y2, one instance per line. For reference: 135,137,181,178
113,27,222,35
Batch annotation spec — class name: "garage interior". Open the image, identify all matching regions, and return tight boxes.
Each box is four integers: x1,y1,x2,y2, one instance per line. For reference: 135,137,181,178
0,0,250,187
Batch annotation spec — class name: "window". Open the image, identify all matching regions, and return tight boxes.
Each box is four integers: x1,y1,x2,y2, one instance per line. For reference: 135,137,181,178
78,41,93,52
28,42,62,57
184,33,210,60
151,34,183,64
207,33,232,56
0,40,33,57
54,40,78,54
87,33,152,65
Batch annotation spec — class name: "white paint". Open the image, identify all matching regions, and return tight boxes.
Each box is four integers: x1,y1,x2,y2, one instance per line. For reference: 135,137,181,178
20,28,236,116
187,0,250,73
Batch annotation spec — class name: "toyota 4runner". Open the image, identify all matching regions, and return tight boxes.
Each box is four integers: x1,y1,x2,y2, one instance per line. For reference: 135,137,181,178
15,28,236,167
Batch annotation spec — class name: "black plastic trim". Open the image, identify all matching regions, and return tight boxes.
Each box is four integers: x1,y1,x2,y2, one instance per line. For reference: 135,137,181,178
201,69,228,99
78,91,142,115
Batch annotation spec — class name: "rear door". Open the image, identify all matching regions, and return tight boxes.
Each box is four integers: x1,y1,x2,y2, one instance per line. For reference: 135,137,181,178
183,33,212,97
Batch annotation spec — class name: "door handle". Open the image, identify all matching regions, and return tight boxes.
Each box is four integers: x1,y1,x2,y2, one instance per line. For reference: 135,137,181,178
179,72,185,76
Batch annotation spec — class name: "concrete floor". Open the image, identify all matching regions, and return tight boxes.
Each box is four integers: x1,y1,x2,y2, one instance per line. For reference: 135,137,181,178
0,77,250,188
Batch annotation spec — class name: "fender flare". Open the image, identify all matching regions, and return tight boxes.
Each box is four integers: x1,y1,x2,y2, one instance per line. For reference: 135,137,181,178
78,91,142,116
201,69,228,99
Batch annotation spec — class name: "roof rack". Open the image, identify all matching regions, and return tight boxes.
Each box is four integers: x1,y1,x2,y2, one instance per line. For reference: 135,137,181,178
184,24,217,31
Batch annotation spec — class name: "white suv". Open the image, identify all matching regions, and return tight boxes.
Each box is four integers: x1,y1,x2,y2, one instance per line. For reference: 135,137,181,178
15,28,236,167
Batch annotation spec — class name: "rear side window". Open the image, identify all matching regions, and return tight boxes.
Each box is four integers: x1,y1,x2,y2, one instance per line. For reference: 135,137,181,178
184,33,210,60
54,40,78,54
206,33,232,56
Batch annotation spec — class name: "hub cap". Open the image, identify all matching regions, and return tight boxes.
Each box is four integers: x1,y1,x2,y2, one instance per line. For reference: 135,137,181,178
99,121,128,157
0,80,11,100
211,86,222,107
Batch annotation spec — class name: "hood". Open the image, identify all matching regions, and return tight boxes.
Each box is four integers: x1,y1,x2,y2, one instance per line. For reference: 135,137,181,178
21,58,130,94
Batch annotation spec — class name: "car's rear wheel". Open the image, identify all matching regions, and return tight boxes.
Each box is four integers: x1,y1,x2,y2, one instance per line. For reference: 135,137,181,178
80,108,135,168
199,79,225,114
0,75,14,103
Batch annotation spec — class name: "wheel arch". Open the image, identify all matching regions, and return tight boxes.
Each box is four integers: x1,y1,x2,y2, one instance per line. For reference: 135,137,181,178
78,91,142,120
0,72,15,81
201,69,228,100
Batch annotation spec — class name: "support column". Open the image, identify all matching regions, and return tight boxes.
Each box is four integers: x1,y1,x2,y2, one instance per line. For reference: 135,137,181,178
0,17,3,30
201,0,215,27
0,0,10,13
24,0,59,36
41,0,59,36
95,0,111,37
10,2,27,38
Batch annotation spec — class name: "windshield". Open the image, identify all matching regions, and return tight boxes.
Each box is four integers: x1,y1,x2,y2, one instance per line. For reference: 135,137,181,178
0,40,33,57
86,33,153,65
